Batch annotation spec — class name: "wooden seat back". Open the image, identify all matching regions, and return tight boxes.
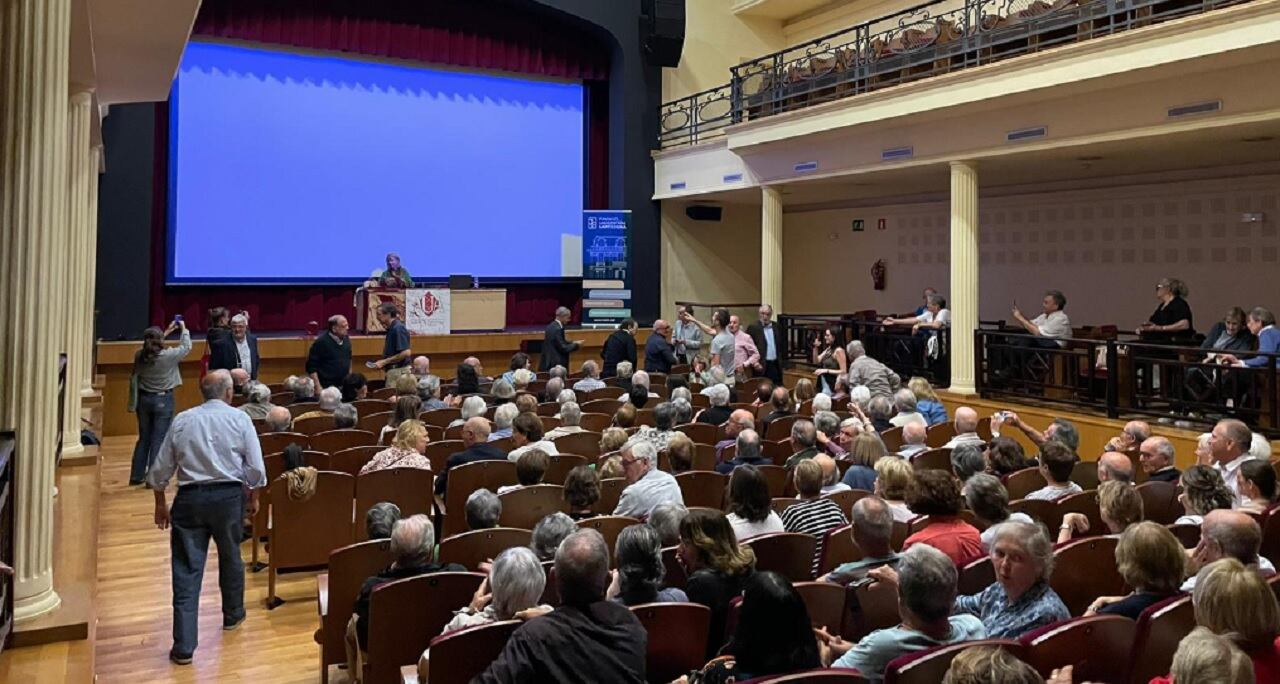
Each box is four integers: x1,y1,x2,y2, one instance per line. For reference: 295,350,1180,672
418,408,460,429
1127,595,1194,684
631,602,711,684
352,398,392,415
329,446,383,478
817,525,861,577
422,440,464,473
310,428,377,454
1009,498,1060,531
1262,508,1280,565
794,581,846,633
1137,480,1183,525
1057,489,1105,537
823,489,870,520
910,448,952,473
745,532,817,582
1020,614,1136,681
576,515,641,566
581,398,622,416
1070,460,1100,491
269,471,356,570
757,464,788,498
884,640,1023,684
595,477,627,514
957,554,995,596
845,577,901,642
287,401,320,418
498,484,569,529
425,620,520,684
437,528,532,571
1050,536,1125,616
354,468,435,540
924,422,956,448
443,459,518,537
544,454,587,484
260,431,308,454
553,431,603,458
578,412,612,433
880,426,905,452
765,415,802,441
675,422,717,444
1003,467,1048,501
365,572,485,684
676,471,727,509
295,414,337,435
357,411,392,435
317,539,393,674
772,497,800,516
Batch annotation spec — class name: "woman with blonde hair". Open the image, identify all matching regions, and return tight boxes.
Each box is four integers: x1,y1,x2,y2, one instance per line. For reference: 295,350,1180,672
943,645,1043,684
1176,465,1234,525
360,419,432,474
1159,627,1256,684
792,378,817,410
1059,479,1144,542
840,432,888,490
907,376,947,426
665,431,696,474
677,509,756,657
1191,558,1280,679
873,456,915,522
382,394,422,443
599,426,629,455
1086,521,1185,618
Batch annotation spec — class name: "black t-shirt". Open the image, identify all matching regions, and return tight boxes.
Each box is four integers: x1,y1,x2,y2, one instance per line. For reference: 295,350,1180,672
383,319,410,367
1146,296,1194,341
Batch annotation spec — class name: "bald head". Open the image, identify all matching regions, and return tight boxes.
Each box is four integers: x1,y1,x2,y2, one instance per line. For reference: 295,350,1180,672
412,356,430,375
1201,509,1262,565
555,529,610,606
727,409,755,437
461,416,491,446
229,368,249,388
814,454,839,486
464,356,482,370
201,369,234,402
1139,436,1175,473
265,406,292,432
1098,451,1133,483
954,407,978,434
902,421,927,446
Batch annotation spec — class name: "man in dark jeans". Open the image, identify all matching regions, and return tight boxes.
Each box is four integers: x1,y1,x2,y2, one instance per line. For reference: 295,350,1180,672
147,370,267,665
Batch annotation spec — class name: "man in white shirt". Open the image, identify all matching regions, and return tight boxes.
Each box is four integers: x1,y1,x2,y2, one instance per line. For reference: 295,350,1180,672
1209,418,1257,507
614,440,683,518
1011,290,1072,348
941,407,985,450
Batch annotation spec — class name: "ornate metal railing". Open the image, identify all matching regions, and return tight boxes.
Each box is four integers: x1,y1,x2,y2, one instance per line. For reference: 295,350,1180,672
779,313,951,386
658,0,1253,148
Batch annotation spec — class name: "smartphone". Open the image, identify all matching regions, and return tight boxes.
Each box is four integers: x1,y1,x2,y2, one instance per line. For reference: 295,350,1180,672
173,315,183,322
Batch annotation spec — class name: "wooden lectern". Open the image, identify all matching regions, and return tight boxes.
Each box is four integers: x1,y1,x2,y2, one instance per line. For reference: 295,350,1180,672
355,287,508,333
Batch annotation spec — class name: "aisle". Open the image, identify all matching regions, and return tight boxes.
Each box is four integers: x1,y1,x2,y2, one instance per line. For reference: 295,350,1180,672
94,436,331,683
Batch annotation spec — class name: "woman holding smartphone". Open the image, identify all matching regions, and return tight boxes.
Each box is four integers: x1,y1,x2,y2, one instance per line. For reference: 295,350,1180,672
129,318,191,485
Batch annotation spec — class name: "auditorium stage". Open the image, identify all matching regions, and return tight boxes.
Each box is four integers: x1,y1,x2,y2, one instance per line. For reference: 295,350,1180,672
95,327,632,437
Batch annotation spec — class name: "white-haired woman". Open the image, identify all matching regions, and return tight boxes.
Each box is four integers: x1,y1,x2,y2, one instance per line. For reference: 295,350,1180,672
448,395,487,430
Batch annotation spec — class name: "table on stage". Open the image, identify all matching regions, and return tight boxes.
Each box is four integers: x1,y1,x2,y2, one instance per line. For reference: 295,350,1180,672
355,287,507,333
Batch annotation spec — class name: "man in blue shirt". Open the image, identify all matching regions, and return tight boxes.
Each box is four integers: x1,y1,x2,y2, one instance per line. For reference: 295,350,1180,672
372,302,412,387
643,319,678,373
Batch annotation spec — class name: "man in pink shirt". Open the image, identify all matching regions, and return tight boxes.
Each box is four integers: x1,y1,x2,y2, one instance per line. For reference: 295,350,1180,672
728,315,760,381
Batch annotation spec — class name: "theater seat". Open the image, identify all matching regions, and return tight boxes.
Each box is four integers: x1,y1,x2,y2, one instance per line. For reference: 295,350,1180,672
1009,498,1059,531
497,484,569,529
577,515,641,565
310,428,376,454
794,581,846,634
1049,536,1125,616
366,572,485,684
268,471,357,607
745,533,817,582
818,525,862,577
316,539,394,683
260,431,309,454
957,554,995,596
437,528,531,571
544,454,587,484
330,445,383,477
884,639,1023,684
910,448,952,473
1020,614,1135,681
631,602,711,684
1126,595,1193,684
844,577,900,642
1057,490,1104,537
757,465,788,498
424,619,520,684
675,422,717,444
747,668,869,683
1003,468,1048,501
595,477,627,514
1136,481,1183,525
676,471,728,509
553,431,604,458
355,468,435,540
924,422,956,448
823,489,870,520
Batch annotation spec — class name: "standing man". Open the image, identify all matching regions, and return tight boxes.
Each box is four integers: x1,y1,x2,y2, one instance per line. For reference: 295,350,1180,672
540,306,583,372
306,315,353,390
147,370,266,665
728,315,761,383
673,304,703,365
229,313,260,381
747,304,783,384
371,303,412,387
688,308,736,386
643,319,678,373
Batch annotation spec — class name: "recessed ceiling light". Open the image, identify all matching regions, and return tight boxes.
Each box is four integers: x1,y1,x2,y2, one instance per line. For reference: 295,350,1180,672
1242,136,1275,143
1076,155,1104,161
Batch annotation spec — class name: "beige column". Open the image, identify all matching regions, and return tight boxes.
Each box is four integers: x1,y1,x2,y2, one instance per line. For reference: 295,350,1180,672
1,0,72,620
61,90,94,458
81,145,101,397
761,186,783,311
948,161,979,395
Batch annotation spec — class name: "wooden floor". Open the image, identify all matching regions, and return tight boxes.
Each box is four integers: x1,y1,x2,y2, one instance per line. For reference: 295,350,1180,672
4,437,342,683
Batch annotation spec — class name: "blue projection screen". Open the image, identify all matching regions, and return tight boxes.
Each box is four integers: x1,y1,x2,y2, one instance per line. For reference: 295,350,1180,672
167,42,585,284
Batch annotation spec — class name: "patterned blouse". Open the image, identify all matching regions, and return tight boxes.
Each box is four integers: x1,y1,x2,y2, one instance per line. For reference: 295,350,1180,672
953,580,1069,639
359,446,432,476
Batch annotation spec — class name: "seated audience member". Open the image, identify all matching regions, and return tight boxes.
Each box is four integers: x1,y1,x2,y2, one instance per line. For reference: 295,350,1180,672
626,401,677,452
1208,418,1259,507
392,373,419,400
474,529,646,683
815,453,849,495
433,546,548,639
903,470,983,564
761,386,793,427
841,433,888,491
239,382,275,420
542,377,564,405
726,465,785,540
264,405,293,433
698,572,820,684
435,418,505,497
665,432,696,474
1217,306,1280,368
1251,432,1272,461
965,474,1033,550
529,512,576,561
333,403,358,429
1006,290,1072,351
361,419,432,475
792,378,817,409
942,407,984,449
1181,510,1276,592
670,397,694,426
341,372,368,403
507,412,559,461
607,524,688,606
866,396,895,433
813,411,844,458
695,384,732,425
286,374,317,404
984,436,1031,477
499,448,549,496
542,403,584,441
501,353,530,385
889,388,926,428
466,489,502,531
280,444,318,501
784,419,821,469
411,355,431,377
298,386,342,421
448,395,486,430
836,416,863,452
951,521,1070,638
599,426,628,455
1176,465,1235,526
716,409,752,463
1105,419,1152,453
750,380,775,408
942,645,1044,684
897,421,929,460
612,403,637,429
951,443,987,482
820,545,984,681
1188,557,1280,681
448,363,481,401
416,374,448,410
349,515,466,658
812,393,833,413
599,454,624,480
1084,521,1185,619
783,459,849,574
1156,627,1256,684
716,428,768,474
488,403,519,441
1024,442,1082,501
998,412,1081,457
1097,450,1134,484
364,502,401,541
628,370,659,401
614,359,636,391
822,496,902,585
1059,479,1144,543
696,364,728,395
563,465,600,520
514,393,539,416
907,377,948,426
573,360,606,392
678,509,757,657
1139,435,1182,483
229,368,250,396
648,502,688,547
490,379,517,406
845,340,902,400
614,440,683,518
383,395,423,443
874,456,916,522
1239,459,1278,514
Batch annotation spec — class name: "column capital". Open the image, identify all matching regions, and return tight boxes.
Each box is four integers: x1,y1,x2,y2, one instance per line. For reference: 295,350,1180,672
69,88,94,105
949,160,978,171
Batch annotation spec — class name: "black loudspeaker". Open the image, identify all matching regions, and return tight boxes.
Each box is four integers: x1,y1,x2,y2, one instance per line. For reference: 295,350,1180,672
641,0,685,67
448,274,473,289
685,205,722,222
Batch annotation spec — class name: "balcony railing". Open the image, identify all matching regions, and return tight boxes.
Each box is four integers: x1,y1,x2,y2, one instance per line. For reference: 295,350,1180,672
658,0,1253,148
780,313,952,386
